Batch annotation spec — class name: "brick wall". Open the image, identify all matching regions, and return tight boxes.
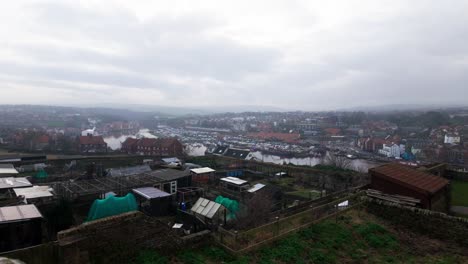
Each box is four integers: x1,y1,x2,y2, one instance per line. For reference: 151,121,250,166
57,212,182,264
366,198,468,247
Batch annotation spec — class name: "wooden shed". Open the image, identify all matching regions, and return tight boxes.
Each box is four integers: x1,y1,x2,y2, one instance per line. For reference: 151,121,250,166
0,204,43,252
369,163,450,212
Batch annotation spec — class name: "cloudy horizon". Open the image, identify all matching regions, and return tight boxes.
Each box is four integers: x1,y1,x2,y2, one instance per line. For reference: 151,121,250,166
1,1,468,111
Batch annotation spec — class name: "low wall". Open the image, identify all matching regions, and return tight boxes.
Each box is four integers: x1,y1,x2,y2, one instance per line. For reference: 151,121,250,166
57,211,182,264
446,170,468,181
366,198,468,247
0,242,60,264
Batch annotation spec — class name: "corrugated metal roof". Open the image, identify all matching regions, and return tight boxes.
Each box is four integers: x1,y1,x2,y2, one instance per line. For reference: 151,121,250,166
108,165,152,177
370,163,449,195
220,177,248,186
0,177,32,190
147,169,190,181
162,157,181,164
191,198,223,219
133,187,171,199
14,186,53,200
0,164,19,174
247,183,266,193
0,204,42,223
190,167,215,174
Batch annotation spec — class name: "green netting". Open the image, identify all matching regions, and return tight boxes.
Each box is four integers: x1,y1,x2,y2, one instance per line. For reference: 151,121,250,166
86,193,138,222
35,169,48,179
215,196,239,219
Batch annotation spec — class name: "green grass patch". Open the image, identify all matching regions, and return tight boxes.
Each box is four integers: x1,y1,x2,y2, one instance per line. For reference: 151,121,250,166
132,212,467,264
452,180,468,206
133,250,168,264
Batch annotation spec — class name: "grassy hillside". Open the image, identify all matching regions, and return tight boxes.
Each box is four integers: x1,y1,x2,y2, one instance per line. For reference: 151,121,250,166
133,210,468,264
452,180,468,207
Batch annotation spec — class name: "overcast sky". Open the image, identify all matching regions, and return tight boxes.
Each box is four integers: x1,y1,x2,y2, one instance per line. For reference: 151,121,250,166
1,0,468,111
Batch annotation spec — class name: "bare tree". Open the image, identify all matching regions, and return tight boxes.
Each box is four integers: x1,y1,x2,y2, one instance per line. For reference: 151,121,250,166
323,152,352,170
236,192,273,229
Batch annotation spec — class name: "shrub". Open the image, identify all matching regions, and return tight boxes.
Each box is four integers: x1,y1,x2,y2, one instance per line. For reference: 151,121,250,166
178,250,205,264
134,250,168,264
309,249,336,264
355,223,398,249
202,246,234,262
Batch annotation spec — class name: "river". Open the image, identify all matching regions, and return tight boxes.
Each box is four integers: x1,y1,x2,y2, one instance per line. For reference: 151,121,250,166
249,151,381,171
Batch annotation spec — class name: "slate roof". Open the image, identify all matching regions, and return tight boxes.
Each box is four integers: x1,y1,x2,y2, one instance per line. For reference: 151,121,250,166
135,138,181,148
146,168,190,181
79,135,106,145
213,145,228,155
108,165,152,177
370,163,449,195
224,148,250,159
247,132,300,143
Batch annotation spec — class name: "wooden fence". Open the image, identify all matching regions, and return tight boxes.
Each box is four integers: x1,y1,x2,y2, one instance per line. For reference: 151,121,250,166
0,242,61,264
213,191,364,253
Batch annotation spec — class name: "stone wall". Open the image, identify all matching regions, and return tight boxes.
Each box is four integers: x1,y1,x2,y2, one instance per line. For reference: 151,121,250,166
366,198,468,247
57,211,182,264
446,169,468,181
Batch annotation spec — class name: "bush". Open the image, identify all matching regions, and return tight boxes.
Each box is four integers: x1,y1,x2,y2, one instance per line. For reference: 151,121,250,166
259,234,306,263
201,246,234,262
134,250,168,264
178,250,205,264
309,249,336,264
355,223,398,249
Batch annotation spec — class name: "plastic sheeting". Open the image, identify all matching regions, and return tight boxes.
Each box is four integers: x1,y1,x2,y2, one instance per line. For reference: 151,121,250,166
86,193,137,221
215,196,239,220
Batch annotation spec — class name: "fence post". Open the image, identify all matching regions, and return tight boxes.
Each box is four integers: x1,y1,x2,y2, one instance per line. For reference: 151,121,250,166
234,230,238,249
275,216,280,236
219,225,224,244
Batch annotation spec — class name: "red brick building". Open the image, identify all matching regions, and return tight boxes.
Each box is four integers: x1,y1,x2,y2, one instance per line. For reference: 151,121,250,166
78,135,107,153
34,135,50,150
121,137,183,156
369,163,450,212
121,137,138,153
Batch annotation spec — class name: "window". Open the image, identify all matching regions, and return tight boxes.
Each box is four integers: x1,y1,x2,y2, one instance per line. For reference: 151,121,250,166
163,181,177,194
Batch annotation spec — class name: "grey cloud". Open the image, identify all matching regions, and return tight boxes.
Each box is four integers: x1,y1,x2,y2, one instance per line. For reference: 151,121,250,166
1,1,468,110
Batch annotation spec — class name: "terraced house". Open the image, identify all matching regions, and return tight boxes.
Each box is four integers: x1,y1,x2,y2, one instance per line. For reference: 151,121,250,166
122,137,183,156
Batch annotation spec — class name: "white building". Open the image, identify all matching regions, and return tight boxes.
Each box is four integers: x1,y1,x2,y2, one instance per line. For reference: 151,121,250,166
81,128,97,136
444,134,461,145
379,143,405,158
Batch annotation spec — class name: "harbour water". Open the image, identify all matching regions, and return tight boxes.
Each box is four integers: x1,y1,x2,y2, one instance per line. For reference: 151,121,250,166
249,151,381,171
104,132,381,171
